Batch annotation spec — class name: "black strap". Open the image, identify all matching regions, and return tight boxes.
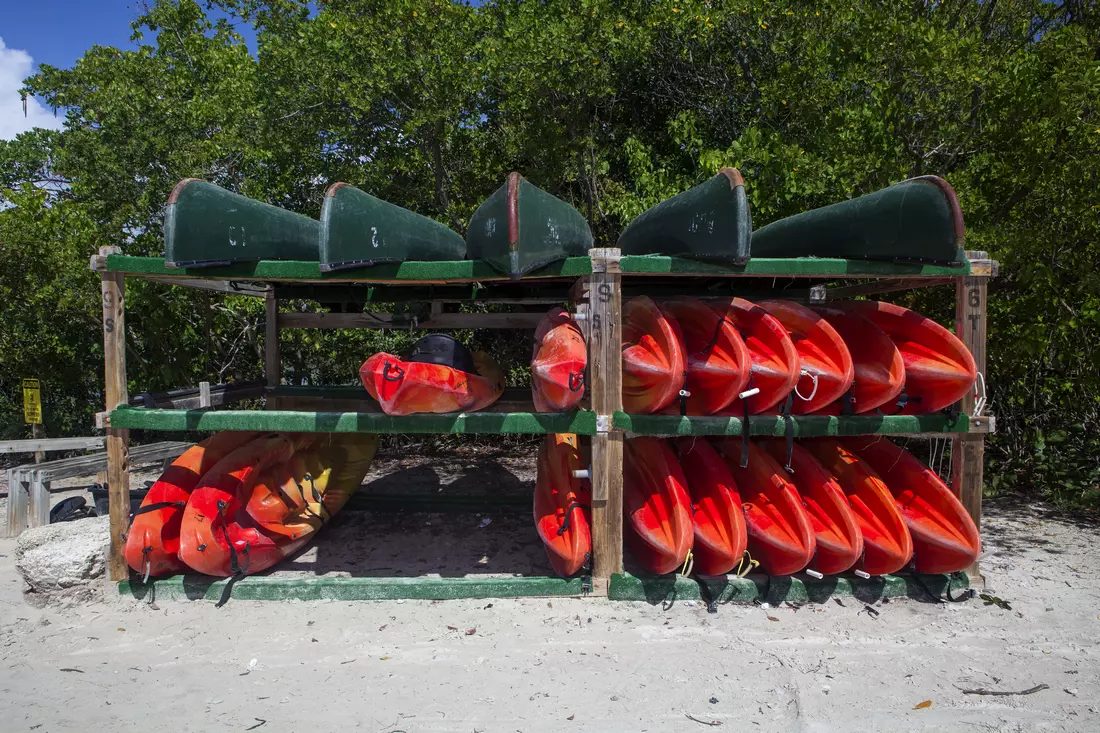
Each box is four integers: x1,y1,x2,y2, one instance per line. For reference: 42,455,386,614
216,500,250,577
556,501,589,536
130,501,186,523
694,573,719,614
699,315,730,354
382,361,405,382
839,383,857,416
781,391,795,473
678,371,689,416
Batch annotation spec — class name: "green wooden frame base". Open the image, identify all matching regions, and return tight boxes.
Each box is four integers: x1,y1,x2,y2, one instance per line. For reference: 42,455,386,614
109,405,596,435
608,572,971,604
105,254,971,285
120,574,587,602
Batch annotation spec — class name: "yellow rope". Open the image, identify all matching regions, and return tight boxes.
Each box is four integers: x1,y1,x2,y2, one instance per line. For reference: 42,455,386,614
735,551,760,578
680,549,694,577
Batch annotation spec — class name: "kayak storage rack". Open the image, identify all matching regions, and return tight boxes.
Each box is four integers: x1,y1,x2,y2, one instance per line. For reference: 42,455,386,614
91,248,996,601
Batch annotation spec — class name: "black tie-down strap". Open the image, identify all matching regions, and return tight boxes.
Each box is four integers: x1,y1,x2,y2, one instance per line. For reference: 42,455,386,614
739,378,753,468
556,501,589,537
296,473,329,525
215,499,250,608
678,371,690,416
120,501,187,543
780,391,795,473
839,383,857,416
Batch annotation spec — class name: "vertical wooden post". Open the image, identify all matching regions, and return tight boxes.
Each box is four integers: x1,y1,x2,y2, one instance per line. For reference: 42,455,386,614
952,250,989,585
586,249,624,590
265,290,281,408
99,246,131,581
31,423,45,464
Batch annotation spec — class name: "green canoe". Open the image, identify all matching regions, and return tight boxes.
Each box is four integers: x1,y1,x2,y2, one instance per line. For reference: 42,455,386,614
617,168,752,264
751,176,966,265
465,172,594,278
164,179,319,268
319,183,466,272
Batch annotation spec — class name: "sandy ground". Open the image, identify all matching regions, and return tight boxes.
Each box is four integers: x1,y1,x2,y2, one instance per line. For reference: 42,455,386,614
0,455,1098,732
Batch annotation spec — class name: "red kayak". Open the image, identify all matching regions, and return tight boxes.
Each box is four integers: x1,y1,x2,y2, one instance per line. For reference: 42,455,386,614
622,296,686,414
244,434,378,547
623,437,693,574
707,298,799,414
361,334,505,415
534,433,592,577
714,438,815,575
661,297,750,415
803,439,913,575
531,308,587,412
673,438,747,575
758,440,862,574
179,434,306,577
847,437,979,573
813,305,905,414
757,300,854,415
124,431,257,578
834,301,976,414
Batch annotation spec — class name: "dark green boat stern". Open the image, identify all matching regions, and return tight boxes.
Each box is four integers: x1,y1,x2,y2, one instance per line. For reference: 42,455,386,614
751,175,967,266
164,179,319,268
319,183,466,272
465,172,594,279
617,168,752,264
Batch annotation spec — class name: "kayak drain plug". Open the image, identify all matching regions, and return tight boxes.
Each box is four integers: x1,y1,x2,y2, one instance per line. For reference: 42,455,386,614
804,569,824,580
738,387,761,400
853,569,872,579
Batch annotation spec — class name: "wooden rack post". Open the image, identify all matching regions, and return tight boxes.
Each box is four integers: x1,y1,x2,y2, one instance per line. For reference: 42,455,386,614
586,248,624,591
952,250,990,585
265,291,281,408
99,246,131,581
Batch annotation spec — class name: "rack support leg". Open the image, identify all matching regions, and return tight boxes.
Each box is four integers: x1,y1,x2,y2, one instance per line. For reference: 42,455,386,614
952,251,989,586
265,290,281,408
100,246,130,582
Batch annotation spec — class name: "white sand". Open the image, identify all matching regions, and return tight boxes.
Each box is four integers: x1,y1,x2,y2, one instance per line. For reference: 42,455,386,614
0,466,1097,731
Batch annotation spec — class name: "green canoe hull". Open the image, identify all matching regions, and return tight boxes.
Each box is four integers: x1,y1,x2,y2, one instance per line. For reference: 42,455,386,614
617,168,752,264
751,176,966,266
466,173,594,279
319,183,466,272
164,179,319,268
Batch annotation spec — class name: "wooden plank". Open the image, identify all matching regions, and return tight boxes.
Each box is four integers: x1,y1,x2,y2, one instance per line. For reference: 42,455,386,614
0,437,106,454
4,468,28,537
613,411,985,437
99,246,131,582
198,381,212,408
951,252,989,586
265,292,281,409
824,277,954,300
144,276,270,296
29,471,50,528
587,248,624,586
277,310,545,330
129,381,265,410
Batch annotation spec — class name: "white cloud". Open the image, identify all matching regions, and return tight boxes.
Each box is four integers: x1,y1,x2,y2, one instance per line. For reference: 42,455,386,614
0,37,64,140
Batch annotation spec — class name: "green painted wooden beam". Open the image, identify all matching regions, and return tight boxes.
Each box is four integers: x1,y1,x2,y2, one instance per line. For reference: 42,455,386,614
109,405,597,435
121,574,587,602
608,572,970,604
613,412,970,436
619,255,971,278
105,254,971,284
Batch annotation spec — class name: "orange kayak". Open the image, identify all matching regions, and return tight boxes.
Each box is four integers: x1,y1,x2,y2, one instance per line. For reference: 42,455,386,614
531,308,587,412
674,437,746,575
622,296,686,414
757,300,854,415
124,431,258,578
661,297,750,415
813,305,905,414
707,298,799,414
835,301,976,414
758,440,862,574
361,335,505,415
847,437,979,574
714,439,815,575
804,439,913,575
534,434,592,577
623,437,693,574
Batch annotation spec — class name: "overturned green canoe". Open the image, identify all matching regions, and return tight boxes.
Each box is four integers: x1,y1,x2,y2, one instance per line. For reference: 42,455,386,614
466,172,593,278
617,168,752,264
320,183,465,272
751,176,966,266
164,179,319,268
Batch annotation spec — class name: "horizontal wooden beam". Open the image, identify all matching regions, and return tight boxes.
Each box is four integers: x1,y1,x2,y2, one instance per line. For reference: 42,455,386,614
277,311,545,330
824,278,955,299
144,276,270,296
128,380,265,410
268,386,553,414
0,437,106,454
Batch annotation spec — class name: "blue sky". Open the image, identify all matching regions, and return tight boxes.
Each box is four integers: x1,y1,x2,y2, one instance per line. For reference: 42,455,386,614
1,1,257,139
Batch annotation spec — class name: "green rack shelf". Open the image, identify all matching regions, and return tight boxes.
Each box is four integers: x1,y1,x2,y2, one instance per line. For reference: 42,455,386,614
613,411,976,437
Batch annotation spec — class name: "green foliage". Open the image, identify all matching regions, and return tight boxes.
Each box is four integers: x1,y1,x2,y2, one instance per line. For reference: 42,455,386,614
1,0,1098,506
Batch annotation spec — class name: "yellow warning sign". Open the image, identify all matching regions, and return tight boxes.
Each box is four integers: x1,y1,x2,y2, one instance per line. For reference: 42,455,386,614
22,378,41,425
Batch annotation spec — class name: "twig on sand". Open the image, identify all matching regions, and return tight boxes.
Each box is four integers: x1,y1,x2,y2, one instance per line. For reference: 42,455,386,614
245,719,267,730
685,713,722,726
959,683,1049,696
